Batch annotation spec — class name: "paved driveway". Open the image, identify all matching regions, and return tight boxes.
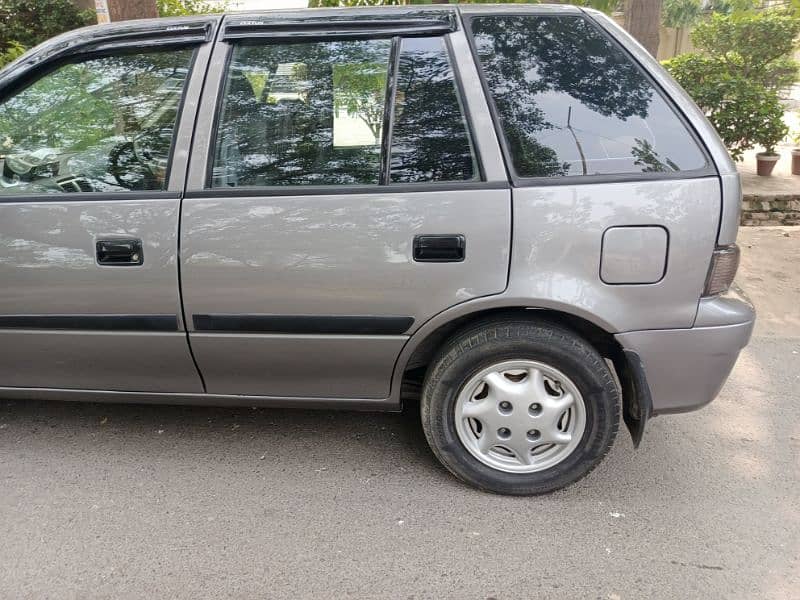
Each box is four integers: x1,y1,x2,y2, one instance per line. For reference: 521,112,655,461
1,227,798,599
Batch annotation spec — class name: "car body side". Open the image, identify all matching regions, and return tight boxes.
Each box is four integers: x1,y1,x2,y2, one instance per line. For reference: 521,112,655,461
396,5,754,426
0,5,755,443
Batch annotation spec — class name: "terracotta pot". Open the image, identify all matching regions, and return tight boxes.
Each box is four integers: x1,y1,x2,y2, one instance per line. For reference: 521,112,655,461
792,149,800,176
756,152,780,177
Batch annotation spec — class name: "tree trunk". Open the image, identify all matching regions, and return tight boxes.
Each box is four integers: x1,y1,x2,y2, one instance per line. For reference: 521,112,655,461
107,0,158,21
624,0,663,57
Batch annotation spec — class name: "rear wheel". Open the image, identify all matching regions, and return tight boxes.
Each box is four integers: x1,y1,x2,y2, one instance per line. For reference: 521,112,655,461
420,318,619,495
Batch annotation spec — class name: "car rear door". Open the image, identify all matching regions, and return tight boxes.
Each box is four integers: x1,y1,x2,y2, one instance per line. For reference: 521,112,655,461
0,20,218,393
180,11,510,403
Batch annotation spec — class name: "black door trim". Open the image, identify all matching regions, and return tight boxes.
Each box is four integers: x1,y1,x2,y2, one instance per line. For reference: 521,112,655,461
0,314,179,332
192,314,414,335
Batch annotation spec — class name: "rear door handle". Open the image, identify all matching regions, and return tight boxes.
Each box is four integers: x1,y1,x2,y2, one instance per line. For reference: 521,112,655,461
96,238,143,266
413,234,465,262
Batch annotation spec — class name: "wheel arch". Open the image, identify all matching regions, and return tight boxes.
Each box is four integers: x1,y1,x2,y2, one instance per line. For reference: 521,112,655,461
393,300,649,445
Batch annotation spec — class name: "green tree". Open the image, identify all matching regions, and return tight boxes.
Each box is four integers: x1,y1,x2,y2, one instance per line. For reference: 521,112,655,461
662,0,704,61
0,0,93,49
575,0,621,14
157,0,228,15
662,0,703,29
470,14,654,176
333,62,387,143
665,8,799,158
0,40,25,68
691,9,800,90
308,1,624,12
444,0,543,4
708,1,799,16
308,1,404,6
669,55,788,157
308,1,574,6
631,138,680,172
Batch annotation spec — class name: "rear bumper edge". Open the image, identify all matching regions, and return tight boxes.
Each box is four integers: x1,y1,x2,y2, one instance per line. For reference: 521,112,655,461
615,290,755,415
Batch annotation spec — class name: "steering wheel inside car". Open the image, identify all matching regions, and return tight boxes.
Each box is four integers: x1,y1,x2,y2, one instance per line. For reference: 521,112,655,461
108,140,158,190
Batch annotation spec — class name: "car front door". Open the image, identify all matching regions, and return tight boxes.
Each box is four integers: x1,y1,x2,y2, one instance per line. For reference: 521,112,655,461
0,23,216,393
180,14,510,403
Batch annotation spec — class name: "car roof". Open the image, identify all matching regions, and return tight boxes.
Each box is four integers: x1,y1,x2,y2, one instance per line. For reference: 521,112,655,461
0,3,583,93
16,2,583,51
220,3,581,37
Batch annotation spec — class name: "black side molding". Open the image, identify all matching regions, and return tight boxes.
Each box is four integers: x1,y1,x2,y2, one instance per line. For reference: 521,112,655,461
0,314,179,332
193,314,414,336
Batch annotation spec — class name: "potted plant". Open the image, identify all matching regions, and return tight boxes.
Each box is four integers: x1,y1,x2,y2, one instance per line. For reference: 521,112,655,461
755,107,789,176
757,150,781,176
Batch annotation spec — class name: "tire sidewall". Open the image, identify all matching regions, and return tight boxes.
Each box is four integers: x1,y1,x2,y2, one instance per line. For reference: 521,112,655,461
423,329,617,495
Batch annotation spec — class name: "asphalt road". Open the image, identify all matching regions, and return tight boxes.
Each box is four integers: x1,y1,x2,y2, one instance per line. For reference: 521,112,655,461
1,227,798,599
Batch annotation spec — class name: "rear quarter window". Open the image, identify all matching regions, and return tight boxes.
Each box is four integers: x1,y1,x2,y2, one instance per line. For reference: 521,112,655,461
468,15,709,179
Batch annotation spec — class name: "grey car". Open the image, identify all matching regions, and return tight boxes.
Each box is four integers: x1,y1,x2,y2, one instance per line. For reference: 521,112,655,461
0,4,754,495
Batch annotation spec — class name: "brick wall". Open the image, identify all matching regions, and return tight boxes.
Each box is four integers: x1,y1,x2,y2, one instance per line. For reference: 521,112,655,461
741,195,800,226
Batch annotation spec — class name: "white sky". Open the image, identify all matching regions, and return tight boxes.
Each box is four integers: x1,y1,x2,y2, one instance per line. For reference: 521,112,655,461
229,0,309,10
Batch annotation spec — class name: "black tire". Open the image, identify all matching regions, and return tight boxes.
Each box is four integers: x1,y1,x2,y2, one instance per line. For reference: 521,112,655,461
420,318,619,495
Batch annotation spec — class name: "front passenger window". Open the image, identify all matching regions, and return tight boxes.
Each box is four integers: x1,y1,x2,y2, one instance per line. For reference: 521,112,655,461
0,49,194,195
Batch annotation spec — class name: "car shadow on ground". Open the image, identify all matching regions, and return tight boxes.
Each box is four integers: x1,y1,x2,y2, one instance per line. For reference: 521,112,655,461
0,392,684,500
0,395,449,479
0,335,789,508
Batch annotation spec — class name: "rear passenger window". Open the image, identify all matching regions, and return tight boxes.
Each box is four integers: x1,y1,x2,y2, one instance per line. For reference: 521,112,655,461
212,36,477,188
390,37,476,183
213,39,392,187
469,15,708,179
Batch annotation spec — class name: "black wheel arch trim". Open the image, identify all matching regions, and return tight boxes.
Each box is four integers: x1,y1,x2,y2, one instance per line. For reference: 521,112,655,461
390,298,652,446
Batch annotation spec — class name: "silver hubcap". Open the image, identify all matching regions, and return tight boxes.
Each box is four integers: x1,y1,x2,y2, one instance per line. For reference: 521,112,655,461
454,360,587,473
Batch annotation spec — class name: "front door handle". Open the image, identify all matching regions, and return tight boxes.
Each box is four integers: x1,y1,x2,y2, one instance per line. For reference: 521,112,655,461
96,238,143,266
413,234,465,262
